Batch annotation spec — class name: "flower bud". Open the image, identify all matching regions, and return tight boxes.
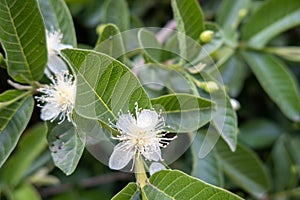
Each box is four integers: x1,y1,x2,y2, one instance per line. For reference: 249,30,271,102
230,98,241,110
238,9,248,20
199,30,214,43
96,24,106,35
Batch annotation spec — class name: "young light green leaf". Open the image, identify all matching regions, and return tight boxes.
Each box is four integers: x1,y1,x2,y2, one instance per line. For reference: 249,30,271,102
191,130,224,187
138,29,162,63
239,119,282,149
94,23,125,61
266,46,300,62
0,90,34,168
38,0,76,46
216,140,270,198
0,123,47,186
112,182,141,200
151,94,213,132
48,122,84,176
241,0,300,48
143,170,243,199
103,0,130,31
61,48,151,125
242,51,300,122
0,0,47,83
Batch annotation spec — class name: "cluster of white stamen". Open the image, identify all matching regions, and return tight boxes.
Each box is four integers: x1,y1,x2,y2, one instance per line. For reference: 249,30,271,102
35,71,76,124
108,103,176,170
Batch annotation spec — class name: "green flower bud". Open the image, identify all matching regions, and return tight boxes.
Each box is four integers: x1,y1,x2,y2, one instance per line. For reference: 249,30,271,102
238,9,248,20
96,24,106,35
199,30,214,43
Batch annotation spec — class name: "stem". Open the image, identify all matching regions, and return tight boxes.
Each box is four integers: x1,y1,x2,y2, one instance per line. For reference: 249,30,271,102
135,156,147,189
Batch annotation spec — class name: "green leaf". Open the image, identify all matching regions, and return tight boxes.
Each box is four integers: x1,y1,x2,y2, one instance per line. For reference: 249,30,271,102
151,94,213,132
61,48,151,125
191,130,224,187
112,182,141,200
217,0,250,32
103,0,130,31
216,140,270,198
242,51,300,122
48,122,84,175
239,119,282,149
266,46,300,62
0,0,47,83
0,123,47,186
171,0,204,41
0,90,34,168
219,54,248,97
94,23,125,61
38,0,76,46
272,135,298,191
138,29,162,63
12,183,41,200
171,0,204,60
143,170,243,199
241,0,300,48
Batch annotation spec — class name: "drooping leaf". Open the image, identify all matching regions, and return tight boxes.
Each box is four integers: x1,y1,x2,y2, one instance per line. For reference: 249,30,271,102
0,0,47,83
112,182,141,200
241,0,300,48
191,130,224,187
48,122,84,175
216,140,270,198
103,0,130,31
143,170,243,199
242,51,300,122
151,94,213,132
0,90,34,168
138,28,162,63
94,23,125,61
239,119,282,149
61,48,151,125
0,123,47,186
38,0,76,46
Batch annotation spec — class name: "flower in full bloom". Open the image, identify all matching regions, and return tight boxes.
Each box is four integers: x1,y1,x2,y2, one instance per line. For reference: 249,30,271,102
45,30,72,77
108,105,176,170
35,71,76,124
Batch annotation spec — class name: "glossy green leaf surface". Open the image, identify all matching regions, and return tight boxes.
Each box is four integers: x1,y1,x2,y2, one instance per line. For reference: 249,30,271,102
38,0,76,46
61,48,151,125
0,0,47,83
243,51,300,122
143,170,243,199
242,0,300,48
112,183,140,200
151,94,213,132
0,90,34,168
48,122,84,175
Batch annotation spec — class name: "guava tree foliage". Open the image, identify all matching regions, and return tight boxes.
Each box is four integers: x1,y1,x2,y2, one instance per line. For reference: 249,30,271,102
0,0,299,199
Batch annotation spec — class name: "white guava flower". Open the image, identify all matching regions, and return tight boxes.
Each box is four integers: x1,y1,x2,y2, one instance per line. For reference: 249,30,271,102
149,162,166,175
45,30,72,77
109,105,176,170
35,71,76,124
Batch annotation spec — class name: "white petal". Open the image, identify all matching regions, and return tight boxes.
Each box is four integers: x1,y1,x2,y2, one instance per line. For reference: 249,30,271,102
108,143,135,170
47,55,68,75
40,104,60,121
149,162,166,175
57,44,72,51
136,110,159,129
143,147,161,161
116,114,137,134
